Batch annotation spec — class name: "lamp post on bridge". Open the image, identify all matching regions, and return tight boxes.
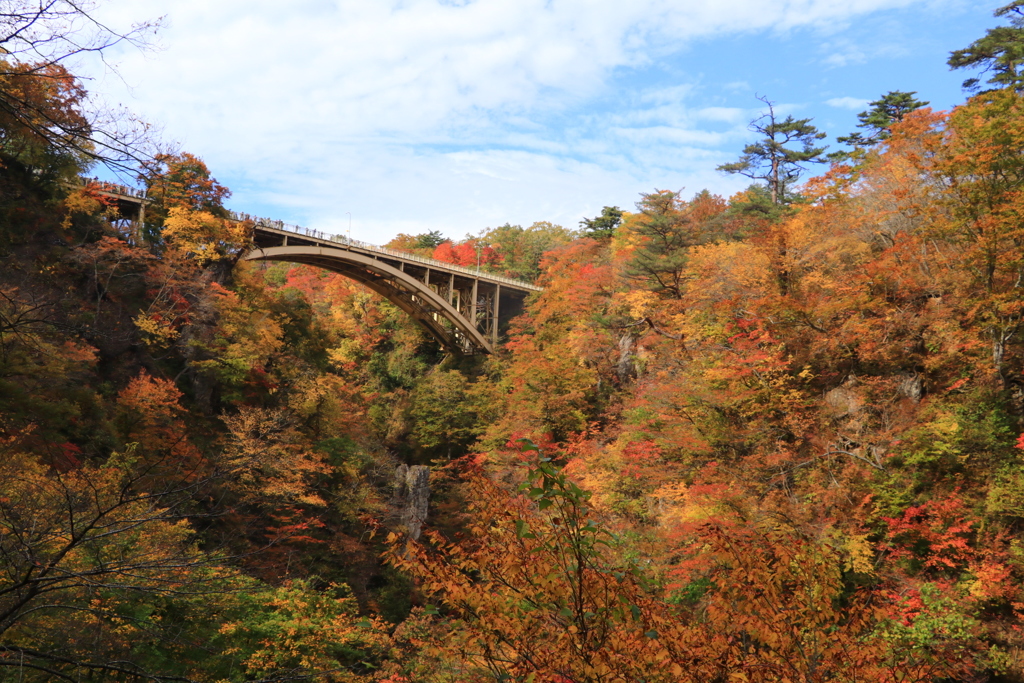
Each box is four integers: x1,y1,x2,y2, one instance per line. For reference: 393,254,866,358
345,211,352,247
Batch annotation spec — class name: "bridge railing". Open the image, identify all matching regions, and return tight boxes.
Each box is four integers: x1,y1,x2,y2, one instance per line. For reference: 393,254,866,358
78,177,149,199
243,214,542,291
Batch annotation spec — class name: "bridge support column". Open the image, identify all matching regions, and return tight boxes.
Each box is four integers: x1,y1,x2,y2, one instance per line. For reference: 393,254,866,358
471,279,478,330
134,203,146,245
492,284,500,346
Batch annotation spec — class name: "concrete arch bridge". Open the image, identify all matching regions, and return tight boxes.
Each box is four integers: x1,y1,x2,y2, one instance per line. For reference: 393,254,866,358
246,221,542,355
82,180,541,356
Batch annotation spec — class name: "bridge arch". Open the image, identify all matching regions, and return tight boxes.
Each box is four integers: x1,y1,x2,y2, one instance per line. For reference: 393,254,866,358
241,245,495,354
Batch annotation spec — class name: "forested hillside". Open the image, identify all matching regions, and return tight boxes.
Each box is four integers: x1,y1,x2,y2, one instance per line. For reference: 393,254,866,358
4,1,1024,682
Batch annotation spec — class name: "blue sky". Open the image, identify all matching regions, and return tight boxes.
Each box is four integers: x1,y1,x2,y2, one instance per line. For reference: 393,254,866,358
85,0,997,244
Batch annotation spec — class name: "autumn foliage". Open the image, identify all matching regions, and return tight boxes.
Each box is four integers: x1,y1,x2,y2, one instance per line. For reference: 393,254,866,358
375,92,1024,681
6,20,1024,683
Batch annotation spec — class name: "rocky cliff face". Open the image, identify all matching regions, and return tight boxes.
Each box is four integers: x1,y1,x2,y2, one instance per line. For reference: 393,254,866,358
393,464,430,540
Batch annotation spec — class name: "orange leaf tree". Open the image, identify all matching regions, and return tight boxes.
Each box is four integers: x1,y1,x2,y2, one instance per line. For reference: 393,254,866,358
388,440,984,682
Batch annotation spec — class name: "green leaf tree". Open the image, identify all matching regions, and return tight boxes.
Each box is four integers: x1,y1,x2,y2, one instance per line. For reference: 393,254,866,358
407,369,480,458
625,190,726,299
414,229,446,249
476,221,578,282
579,205,624,239
717,96,828,206
949,1,1024,92
835,90,930,151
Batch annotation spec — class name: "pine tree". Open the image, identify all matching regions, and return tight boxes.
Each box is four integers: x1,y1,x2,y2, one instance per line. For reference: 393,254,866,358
717,96,828,206
579,206,624,239
949,1,1024,92
835,91,929,152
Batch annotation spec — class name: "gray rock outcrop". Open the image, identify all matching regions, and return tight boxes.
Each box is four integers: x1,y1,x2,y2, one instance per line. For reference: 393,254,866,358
393,464,430,540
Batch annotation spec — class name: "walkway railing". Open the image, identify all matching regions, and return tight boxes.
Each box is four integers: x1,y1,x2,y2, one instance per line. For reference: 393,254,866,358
78,177,149,199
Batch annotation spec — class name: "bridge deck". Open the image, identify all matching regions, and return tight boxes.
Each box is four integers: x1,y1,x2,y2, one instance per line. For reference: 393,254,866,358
248,221,541,294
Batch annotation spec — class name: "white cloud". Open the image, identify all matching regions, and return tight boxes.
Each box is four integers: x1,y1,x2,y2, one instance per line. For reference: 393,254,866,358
694,107,747,123
610,126,727,147
826,96,871,109
824,46,868,67
722,81,751,93
79,0,956,242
